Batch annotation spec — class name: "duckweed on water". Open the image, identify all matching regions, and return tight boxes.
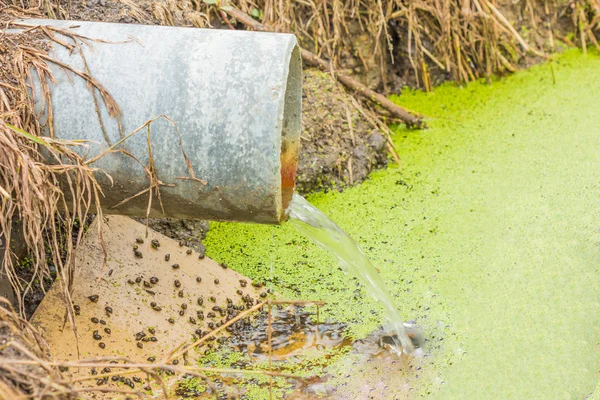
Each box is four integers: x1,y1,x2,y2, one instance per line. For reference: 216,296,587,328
206,50,600,399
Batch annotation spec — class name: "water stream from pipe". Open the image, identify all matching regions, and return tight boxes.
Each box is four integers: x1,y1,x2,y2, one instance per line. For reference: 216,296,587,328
286,193,415,354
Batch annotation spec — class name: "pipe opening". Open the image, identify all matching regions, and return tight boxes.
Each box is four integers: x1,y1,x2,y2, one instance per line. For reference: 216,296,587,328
280,44,302,221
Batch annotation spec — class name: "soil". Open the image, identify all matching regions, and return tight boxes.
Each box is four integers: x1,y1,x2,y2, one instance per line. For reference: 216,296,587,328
57,0,149,24
297,70,389,194
134,218,209,254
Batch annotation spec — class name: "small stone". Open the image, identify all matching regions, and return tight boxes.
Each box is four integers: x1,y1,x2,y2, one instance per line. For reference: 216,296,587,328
197,244,206,259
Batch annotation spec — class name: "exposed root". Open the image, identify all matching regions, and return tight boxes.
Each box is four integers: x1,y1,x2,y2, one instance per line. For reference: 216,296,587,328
0,17,115,327
0,298,73,398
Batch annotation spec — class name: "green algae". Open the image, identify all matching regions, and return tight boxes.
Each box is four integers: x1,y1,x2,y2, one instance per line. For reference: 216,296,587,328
205,49,600,398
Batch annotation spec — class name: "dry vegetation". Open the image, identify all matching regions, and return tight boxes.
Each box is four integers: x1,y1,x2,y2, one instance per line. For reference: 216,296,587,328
0,15,112,321
34,0,600,91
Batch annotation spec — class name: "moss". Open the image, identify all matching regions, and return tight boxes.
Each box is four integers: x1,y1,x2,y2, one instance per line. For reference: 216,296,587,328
205,49,600,398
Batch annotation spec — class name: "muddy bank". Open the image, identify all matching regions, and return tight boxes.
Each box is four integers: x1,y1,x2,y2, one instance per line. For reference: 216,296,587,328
135,218,209,254
297,70,389,193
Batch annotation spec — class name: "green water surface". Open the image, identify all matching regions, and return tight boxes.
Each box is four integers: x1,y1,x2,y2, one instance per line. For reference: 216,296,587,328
205,50,600,399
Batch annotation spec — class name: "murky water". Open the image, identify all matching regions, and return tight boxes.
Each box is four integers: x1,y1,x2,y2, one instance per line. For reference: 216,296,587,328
287,193,416,354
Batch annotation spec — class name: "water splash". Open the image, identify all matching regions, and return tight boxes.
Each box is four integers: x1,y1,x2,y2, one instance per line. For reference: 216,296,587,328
287,193,416,354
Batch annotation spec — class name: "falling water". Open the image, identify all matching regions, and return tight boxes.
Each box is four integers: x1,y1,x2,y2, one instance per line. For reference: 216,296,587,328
287,193,415,354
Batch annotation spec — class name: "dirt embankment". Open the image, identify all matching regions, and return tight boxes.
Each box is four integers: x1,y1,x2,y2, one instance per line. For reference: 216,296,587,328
298,70,389,193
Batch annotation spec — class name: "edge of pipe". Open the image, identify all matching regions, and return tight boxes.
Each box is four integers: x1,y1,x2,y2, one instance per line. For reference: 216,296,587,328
278,40,302,224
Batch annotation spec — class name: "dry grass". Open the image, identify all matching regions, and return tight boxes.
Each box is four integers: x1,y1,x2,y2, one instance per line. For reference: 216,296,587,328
0,298,74,398
99,0,599,92
0,12,115,331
